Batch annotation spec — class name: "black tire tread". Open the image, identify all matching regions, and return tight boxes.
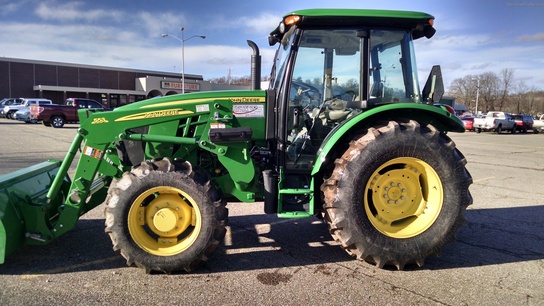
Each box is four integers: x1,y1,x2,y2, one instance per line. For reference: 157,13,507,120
104,157,227,274
321,119,472,269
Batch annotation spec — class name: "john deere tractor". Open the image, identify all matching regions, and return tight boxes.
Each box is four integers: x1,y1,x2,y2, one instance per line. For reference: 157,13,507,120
0,9,472,273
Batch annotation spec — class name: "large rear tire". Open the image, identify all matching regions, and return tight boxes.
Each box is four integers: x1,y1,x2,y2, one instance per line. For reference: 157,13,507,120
104,158,227,273
321,119,472,269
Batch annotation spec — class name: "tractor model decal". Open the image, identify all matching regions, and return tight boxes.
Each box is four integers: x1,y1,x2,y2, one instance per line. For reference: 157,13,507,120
115,109,193,122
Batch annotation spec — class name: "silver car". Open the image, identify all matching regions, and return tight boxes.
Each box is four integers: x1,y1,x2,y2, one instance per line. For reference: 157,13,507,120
14,107,36,123
0,98,24,118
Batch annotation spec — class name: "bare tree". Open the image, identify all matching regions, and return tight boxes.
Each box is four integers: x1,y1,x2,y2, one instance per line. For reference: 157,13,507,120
447,72,505,113
534,91,544,115
525,88,543,115
476,72,499,112
511,80,529,114
207,75,270,86
497,68,515,111
447,75,478,112
447,68,544,116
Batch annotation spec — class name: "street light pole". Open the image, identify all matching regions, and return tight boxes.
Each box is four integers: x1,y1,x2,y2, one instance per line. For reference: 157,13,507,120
474,78,480,115
161,28,206,94
181,27,185,94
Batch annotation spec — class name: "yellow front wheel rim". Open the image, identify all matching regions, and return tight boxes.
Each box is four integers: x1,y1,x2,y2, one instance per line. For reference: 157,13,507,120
128,186,202,256
365,157,443,238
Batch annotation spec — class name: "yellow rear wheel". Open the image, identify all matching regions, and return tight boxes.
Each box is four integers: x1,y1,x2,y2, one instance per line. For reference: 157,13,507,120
321,120,472,269
365,157,442,238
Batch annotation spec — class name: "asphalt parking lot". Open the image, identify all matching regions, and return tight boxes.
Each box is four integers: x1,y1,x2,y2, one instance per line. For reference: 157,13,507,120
0,119,543,305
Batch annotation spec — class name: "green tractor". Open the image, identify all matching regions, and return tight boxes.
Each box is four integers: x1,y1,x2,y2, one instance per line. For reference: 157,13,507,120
0,8,472,273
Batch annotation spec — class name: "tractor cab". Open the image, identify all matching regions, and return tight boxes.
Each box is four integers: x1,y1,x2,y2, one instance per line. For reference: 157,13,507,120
264,9,440,216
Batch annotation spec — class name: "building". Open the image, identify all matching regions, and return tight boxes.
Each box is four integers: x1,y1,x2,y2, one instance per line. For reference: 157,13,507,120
440,96,466,116
0,57,247,108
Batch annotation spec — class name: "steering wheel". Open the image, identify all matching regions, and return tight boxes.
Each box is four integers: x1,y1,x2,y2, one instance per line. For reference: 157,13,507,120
292,81,321,109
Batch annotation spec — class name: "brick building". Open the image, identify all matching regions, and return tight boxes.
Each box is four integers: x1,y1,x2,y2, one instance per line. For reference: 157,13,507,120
0,57,244,108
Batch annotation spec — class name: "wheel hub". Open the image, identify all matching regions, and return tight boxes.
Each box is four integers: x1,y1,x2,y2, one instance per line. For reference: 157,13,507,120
128,184,204,257
153,208,178,232
144,193,193,237
386,185,403,202
370,167,422,221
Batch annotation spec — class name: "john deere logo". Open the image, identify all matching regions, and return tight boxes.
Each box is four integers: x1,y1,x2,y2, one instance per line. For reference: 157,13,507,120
115,108,193,122
91,117,109,124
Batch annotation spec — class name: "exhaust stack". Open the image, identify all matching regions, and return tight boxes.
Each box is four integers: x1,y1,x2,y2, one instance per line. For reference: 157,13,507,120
247,40,261,90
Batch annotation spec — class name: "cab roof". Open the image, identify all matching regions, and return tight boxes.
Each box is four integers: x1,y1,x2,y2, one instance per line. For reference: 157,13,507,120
269,8,435,44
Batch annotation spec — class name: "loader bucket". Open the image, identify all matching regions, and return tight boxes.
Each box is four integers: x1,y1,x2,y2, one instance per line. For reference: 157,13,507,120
0,160,68,264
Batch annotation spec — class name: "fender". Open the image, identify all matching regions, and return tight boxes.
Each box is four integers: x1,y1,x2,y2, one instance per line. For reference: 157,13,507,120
311,102,465,176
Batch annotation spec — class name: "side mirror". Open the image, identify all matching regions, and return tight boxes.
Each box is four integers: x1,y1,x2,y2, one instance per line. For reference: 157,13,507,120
422,65,445,104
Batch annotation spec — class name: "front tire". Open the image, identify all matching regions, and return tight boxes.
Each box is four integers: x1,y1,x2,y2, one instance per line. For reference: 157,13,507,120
104,158,227,273
321,120,472,269
51,116,65,128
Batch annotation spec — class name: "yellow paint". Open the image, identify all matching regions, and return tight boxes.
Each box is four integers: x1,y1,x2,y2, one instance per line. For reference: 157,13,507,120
365,157,443,238
128,186,201,256
115,109,193,122
91,117,109,124
139,96,265,109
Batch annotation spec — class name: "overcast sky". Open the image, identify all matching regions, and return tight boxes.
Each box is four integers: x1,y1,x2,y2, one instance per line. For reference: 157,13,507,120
1,0,543,90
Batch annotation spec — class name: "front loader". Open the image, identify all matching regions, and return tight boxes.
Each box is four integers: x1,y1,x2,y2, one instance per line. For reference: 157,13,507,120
0,8,472,273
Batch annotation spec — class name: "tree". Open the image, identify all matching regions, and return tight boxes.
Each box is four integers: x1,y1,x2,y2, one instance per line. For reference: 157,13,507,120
448,75,478,112
478,72,500,112
206,75,270,86
511,80,528,114
497,68,515,111
448,72,503,113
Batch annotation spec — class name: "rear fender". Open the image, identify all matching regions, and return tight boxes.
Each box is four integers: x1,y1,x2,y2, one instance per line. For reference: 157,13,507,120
311,103,465,176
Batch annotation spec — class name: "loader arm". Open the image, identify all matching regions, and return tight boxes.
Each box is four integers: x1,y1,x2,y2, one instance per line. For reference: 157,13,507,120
49,94,259,238
0,91,263,261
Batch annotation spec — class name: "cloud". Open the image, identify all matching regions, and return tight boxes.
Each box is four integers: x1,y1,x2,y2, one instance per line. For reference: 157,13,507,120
2,0,542,89
34,0,123,23
471,63,491,70
206,57,249,66
0,0,32,16
234,12,282,34
516,32,544,42
137,11,186,39
416,36,544,89
205,12,280,35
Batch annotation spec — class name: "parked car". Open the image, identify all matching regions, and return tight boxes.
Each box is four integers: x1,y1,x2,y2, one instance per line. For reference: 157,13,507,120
14,107,38,123
30,98,106,128
3,98,53,119
460,116,474,131
473,111,516,133
533,115,544,134
0,98,24,118
514,114,533,133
